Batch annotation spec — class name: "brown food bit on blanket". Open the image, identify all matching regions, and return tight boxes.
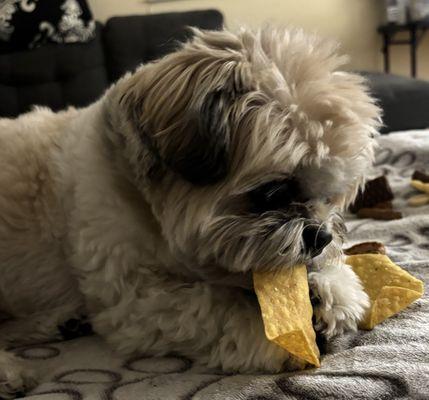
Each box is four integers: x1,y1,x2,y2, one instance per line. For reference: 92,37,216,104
344,241,386,255
357,208,402,220
412,170,429,183
350,176,402,219
373,201,393,209
350,176,394,213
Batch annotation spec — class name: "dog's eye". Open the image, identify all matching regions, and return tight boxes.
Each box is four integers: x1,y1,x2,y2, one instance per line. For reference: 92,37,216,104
248,178,302,213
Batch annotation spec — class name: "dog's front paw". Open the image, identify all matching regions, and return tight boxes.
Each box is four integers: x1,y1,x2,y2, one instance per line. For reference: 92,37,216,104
0,351,37,399
309,264,370,338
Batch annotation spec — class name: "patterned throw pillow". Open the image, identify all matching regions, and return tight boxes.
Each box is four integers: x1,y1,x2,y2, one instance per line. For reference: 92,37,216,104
0,0,96,53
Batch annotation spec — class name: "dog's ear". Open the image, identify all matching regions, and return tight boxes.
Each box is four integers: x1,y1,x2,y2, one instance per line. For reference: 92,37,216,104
162,90,231,186
119,64,237,186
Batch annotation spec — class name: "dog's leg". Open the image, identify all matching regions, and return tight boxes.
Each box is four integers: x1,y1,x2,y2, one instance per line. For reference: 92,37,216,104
0,304,82,398
308,262,370,338
0,308,80,346
0,350,37,399
0,318,52,399
91,280,302,373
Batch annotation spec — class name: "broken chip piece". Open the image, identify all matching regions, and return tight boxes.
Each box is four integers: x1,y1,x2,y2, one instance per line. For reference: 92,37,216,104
253,265,320,368
345,254,424,330
411,180,429,194
408,193,429,207
408,179,429,207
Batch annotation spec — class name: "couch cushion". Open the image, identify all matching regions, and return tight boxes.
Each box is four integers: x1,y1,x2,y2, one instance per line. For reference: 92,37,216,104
103,9,224,83
362,71,429,133
0,0,96,53
0,23,108,118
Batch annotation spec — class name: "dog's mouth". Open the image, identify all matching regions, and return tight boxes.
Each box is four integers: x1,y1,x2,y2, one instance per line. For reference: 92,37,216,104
175,212,341,293
195,210,337,274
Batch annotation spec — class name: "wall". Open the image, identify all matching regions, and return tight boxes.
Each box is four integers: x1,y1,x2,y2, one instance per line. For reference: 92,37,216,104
88,0,429,80
386,31,429,78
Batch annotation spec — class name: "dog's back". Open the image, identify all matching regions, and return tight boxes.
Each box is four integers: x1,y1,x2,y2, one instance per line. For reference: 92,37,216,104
0,107,81,316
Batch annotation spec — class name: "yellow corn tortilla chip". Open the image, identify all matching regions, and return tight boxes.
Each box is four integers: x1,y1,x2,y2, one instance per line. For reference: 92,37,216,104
253,265,320,368
411,179,429,194
345,254,424,330
408,193,429,207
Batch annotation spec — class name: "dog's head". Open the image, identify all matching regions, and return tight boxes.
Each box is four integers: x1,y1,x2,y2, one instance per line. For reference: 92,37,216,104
111,27,381,273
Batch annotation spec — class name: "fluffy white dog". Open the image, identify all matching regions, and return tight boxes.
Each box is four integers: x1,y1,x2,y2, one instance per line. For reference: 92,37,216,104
0,27,380,397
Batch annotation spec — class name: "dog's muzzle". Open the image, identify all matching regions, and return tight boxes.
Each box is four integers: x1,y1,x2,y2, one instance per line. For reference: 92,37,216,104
302,224,333,258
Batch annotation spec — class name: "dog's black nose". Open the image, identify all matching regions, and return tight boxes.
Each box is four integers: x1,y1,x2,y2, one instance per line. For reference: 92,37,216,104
302,225,332,257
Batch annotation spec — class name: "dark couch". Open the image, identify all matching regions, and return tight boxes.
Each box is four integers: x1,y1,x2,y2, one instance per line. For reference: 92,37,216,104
0,9,223,118
362,71,429,133
0,8,428,133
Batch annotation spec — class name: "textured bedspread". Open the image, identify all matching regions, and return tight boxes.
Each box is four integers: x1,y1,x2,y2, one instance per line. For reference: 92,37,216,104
19,130,429,399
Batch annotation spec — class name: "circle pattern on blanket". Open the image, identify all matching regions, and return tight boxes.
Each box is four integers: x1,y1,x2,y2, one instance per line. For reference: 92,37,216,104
54,369,121,384
107,373,226,400
245,397,275,400
387,234,412,247
346,221,372,234
275,372,409,400
14,345,60,360
23,389,82,400
374,148,417,169
180,376,230,400
124,355,192,373
419,226,429,236
374,148,393,166
391,151,416,168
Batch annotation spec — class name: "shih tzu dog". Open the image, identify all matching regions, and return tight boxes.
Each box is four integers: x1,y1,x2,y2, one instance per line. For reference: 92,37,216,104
0,26,380,397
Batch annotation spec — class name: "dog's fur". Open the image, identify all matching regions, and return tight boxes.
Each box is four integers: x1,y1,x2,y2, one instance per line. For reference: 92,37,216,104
0,27,380,397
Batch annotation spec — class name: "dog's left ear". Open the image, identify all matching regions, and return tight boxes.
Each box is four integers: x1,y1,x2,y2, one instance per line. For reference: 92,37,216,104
161,90,231,186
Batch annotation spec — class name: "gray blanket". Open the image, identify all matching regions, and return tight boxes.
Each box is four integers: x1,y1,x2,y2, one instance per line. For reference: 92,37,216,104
19,130,429,400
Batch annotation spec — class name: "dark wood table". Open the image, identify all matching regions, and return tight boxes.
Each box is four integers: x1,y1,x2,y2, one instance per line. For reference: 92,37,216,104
378,21,429,78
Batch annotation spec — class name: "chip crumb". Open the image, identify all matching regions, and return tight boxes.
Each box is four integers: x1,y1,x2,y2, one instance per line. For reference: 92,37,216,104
357,208,402,220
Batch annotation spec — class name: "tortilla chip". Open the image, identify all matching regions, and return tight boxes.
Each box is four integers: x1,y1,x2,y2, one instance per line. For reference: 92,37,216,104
345,254,424,330
411,179,429,194
408,193,429,207
253,265,320,368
